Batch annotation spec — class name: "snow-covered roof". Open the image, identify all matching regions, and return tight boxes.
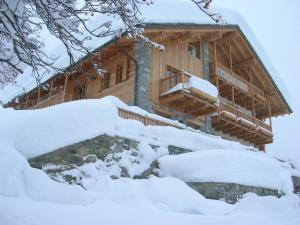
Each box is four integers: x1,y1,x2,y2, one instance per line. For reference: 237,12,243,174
0,0,292,113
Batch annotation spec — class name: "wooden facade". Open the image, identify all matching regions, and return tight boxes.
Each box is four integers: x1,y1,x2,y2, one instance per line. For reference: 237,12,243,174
7,25,291,150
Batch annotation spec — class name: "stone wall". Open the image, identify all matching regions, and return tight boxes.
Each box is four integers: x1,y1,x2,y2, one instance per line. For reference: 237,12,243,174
202,41,212,133
134,41,153,112
187,182,281,204
28,133,286,203
29,134,139,169
29,134,161,183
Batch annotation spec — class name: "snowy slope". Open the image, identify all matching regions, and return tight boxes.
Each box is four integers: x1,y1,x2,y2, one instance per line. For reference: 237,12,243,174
0,97,299,225
0,97,249,159
0,0,291,110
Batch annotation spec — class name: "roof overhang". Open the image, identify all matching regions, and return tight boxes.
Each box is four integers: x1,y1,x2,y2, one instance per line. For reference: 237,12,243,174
143,22,292,115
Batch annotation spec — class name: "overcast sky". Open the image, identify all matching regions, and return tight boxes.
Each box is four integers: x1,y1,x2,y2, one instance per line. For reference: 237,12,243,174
212,0,300,160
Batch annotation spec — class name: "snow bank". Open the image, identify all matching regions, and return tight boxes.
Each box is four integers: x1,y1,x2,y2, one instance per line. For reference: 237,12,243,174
86,176,231,215
0,97,299,224
159,149,294,193
0,96,249,206
0,96,249,159
0,144,97,204
0,190,299,225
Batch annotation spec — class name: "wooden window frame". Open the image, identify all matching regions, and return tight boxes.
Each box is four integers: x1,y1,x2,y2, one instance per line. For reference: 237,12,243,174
188,42,201,59
116,64,124,84
164,65,181,90
101,72,111,91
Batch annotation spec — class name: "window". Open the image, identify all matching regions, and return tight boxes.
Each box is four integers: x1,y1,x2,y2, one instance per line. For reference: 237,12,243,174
165,66,180,90
101,72,110,90
73,85,86,100
116,64,123,84
188,42,201,59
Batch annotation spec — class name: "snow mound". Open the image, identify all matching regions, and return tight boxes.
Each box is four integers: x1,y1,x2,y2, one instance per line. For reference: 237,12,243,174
0,96,249,159
0,97,299,224
0,144,97,205
159,149,294,193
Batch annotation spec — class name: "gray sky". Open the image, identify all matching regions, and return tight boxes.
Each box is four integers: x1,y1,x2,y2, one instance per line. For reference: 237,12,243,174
213,0,300,160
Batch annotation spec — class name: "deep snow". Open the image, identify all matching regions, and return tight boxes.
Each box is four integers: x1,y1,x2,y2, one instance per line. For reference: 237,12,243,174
0,97,299,225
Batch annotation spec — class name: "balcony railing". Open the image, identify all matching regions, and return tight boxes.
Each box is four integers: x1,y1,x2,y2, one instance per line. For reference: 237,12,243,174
218,101,272,132
30,92,63,109
213,62,265,102
159,71,190,95
118,108,181,128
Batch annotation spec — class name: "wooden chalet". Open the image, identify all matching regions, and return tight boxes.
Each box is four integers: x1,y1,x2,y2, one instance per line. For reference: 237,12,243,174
4,4,292,150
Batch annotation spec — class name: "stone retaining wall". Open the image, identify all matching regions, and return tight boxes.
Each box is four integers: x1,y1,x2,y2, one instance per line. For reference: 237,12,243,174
187,182,281,204
28,133,288,202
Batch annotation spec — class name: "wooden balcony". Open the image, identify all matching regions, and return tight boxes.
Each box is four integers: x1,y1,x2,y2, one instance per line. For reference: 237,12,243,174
30,92,63,109
212,102,273,146
210,62,266,110
118,108,181,128
159,71,218,117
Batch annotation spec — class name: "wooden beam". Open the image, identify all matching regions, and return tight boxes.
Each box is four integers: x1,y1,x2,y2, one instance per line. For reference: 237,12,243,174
229,40,233,70
232,86,235,114
48,80,54,107
25,95,29,110
204,31,222,42
250,70,256,117
62,74,69,102
268,97,273,130
216,32,237,45
172,32,202,44
233,58,257,70
36,88,41,106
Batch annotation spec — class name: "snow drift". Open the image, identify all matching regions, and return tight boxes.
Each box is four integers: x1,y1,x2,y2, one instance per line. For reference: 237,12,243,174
0,97,299,225
0,96,247,159
159,150,293,193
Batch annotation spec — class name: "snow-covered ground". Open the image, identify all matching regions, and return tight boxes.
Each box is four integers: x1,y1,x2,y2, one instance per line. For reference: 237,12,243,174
0,97,299,225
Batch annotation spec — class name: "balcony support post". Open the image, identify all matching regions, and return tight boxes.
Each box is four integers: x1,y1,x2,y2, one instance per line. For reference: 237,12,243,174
48,80,54,107
62,74,69,103
228,40,232,70
24,95,29,110
250,70,256,117
268,98,272,130
231,86,235,114
214,41,217,63
36,87,41,106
